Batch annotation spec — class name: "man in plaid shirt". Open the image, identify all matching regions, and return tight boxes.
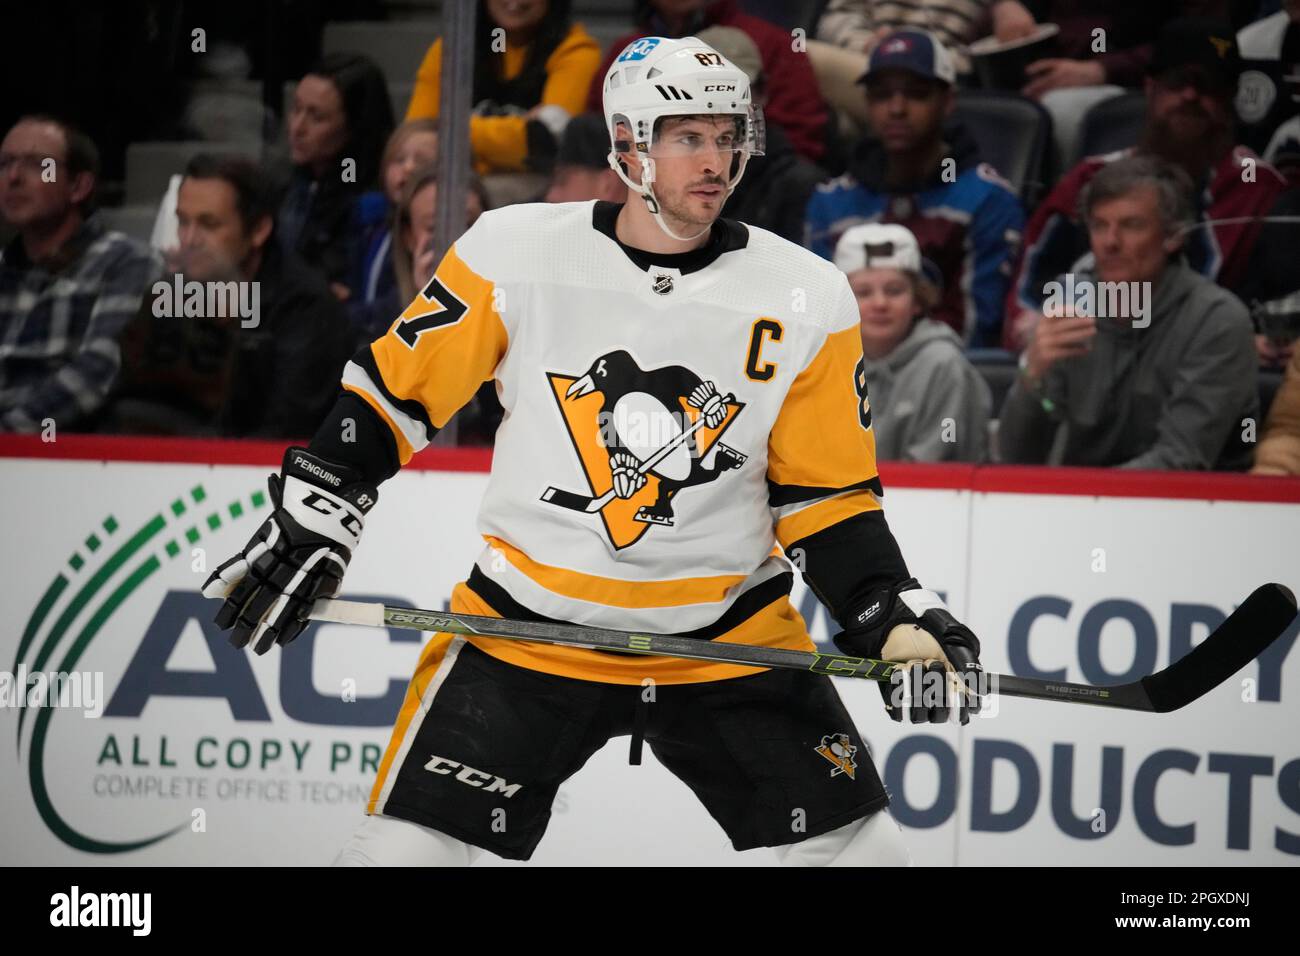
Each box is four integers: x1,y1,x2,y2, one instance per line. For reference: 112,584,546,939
0,116,159,433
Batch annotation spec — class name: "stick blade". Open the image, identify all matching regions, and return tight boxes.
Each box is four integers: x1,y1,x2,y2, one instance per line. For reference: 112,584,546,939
540,486,597,512
1141,583,1298,713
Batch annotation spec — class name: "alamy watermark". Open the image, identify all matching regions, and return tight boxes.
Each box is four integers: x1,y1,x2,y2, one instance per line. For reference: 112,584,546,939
49,886,151,936
151,272,261,328
0,666,104,717
1042,273,1152,328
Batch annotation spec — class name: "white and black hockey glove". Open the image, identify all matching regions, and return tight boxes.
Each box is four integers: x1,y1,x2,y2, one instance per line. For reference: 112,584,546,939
832,578,985,724
202,447,377,654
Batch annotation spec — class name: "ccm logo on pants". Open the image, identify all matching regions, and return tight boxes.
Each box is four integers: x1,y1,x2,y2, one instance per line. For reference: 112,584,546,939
424,755,523,798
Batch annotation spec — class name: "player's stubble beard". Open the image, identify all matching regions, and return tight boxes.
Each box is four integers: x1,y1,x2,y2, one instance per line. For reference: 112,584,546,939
655,174,727,237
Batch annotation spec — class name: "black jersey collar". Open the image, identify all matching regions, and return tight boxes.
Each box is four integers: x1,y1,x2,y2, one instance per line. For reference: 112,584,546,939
592,200,748,275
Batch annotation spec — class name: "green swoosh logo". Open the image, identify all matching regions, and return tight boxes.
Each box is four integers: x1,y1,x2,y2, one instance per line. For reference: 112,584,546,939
16,483,266,854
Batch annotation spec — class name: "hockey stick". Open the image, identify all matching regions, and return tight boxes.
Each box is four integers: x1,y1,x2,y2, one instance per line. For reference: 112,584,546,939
540,393,735,514
310,583,1296,713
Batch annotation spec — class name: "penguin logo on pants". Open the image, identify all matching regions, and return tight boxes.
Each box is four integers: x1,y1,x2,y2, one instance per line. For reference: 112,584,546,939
542,349,748,550
815,733,858,779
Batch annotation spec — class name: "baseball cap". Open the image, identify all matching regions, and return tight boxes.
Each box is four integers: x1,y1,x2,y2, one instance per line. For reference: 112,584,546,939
859,30,957,87
1147,17,1241,92
834,223,944,298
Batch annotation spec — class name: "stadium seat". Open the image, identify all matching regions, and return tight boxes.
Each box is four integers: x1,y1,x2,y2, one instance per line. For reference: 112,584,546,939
321,20,440,85
98,205,158,244
951,89,1052,208
124,141,259,206
1076,91,1146,163
967,347,1019,414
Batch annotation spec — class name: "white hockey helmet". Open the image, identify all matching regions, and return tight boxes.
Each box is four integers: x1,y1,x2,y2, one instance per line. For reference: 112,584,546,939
601,36,766,240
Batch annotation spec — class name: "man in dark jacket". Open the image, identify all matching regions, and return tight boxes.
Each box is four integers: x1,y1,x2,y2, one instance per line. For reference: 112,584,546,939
110,154,352,438
1000,155,1258,471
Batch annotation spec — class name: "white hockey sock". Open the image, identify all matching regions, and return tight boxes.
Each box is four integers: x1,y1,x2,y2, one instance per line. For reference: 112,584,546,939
332,813,485,867
774,809,913,867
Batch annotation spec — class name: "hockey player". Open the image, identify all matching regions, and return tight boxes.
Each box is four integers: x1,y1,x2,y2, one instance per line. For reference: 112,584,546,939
203,36,984,866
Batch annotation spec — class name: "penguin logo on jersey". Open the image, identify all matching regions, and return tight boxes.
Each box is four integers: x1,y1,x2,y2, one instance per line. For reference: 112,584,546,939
815,733,858,779
541,349,748,550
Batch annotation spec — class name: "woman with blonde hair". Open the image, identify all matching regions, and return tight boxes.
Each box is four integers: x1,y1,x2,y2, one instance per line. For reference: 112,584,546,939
349,163,491,348
348,119,440,322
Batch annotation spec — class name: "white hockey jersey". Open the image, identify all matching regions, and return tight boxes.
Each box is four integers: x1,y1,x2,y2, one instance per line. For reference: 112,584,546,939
341,200,884,684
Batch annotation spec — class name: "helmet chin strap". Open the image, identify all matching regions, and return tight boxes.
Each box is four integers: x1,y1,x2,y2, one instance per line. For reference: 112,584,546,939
608,150,753,244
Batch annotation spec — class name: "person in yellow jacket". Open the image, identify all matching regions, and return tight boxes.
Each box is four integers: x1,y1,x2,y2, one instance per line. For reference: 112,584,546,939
406,0,601,175
1254,341,1300,476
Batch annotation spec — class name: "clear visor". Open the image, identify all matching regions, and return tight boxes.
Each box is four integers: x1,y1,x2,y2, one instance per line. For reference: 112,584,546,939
646,108,766,159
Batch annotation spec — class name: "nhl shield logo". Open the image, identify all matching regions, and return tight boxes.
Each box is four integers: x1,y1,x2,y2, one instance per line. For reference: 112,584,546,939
651,273,674,295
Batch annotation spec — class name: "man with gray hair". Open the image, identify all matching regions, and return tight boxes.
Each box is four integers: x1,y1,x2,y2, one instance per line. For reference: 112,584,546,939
1004,18,1290,361
999,154,1258,470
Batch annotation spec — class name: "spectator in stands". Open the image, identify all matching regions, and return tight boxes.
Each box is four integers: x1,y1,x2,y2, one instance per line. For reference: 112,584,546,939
388,163,499,445
1235,0,1300,157
1006,17,1289,354
805,30,1024,347
668,26,820,244
392,165,489,309
1241,186,1300,370
406,0,600,177
999,155,1258,471
1253,341,1300,475
588,1,831,164
348,119,440,332
0,116,158,433
109,155,353,438
545,113,623,202
810,0,1000,135
989,1,1169,166
836,223,991,461
817,0,1001,73
280,52,395,298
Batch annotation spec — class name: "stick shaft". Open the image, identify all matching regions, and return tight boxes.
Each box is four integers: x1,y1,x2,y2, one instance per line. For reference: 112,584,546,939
310,583,1296,713
313,599,897,679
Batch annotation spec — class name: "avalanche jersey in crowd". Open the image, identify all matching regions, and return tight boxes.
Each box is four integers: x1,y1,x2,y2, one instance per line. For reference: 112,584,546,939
340,200,883,684
804,125,1025,349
